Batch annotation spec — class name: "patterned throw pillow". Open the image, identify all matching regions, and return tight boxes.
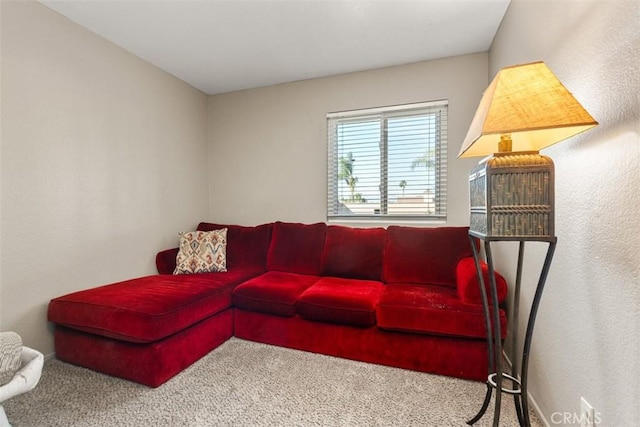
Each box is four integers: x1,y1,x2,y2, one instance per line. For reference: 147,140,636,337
174,229,227,274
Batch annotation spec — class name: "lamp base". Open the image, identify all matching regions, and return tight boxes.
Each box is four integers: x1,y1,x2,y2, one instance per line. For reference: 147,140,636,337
469,151,554,238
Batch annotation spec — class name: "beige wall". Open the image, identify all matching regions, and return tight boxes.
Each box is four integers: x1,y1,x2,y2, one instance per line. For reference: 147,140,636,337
490,1,640,425
0,1,209,354
208,53,488,227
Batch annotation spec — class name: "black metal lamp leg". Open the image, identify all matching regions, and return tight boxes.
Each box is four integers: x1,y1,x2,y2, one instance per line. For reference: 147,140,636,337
467,236,496,425
467,382,493,425
485,241,504,427
519,240,557,427
513,241,526,426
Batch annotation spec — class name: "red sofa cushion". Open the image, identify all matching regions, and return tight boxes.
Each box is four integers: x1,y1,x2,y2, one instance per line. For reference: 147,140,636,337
320,226,386,281
232,271,321,317
298,277,384,327
382,226,473,287
197,222,273,269
266,222,327,275
377,284,507,339
456,257,508,305
48,268,262,343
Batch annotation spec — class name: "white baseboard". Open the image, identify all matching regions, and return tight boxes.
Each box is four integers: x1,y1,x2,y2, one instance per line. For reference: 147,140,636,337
528,392,550,427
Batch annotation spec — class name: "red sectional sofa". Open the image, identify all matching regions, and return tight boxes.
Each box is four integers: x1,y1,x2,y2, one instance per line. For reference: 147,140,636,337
48,221,507,388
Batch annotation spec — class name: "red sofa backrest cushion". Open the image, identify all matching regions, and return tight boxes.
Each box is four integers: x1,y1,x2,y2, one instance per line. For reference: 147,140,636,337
266,222,327,275
382,226,472,287
197,222,273,269
320,225,386,281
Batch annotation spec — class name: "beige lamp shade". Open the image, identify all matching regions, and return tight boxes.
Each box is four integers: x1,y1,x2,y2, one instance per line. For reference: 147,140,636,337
458,61,598,158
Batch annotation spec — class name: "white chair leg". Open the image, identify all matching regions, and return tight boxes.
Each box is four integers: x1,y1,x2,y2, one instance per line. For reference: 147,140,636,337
0,347,43,427
0,404,11,427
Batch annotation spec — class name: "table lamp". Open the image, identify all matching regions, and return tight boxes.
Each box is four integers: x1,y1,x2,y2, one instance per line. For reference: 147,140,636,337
458,61,598,238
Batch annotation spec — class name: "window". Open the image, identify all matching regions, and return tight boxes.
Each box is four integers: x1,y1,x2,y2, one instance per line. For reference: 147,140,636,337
327,100,448,220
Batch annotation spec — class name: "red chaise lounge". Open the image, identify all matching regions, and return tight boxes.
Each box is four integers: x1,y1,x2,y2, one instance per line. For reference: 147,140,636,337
48,221,507,387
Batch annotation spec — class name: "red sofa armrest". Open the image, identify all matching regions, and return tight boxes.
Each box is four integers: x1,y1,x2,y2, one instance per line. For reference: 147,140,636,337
456,257,508,305
156,248,179,274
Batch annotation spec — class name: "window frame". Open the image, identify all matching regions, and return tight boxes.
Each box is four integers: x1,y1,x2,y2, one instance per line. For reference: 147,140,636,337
326,100,448,222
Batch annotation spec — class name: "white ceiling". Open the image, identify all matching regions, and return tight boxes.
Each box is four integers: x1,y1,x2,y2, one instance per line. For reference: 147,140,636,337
39,0,511,95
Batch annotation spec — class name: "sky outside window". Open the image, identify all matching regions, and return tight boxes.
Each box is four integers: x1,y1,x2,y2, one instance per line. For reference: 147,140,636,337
336,114,436,206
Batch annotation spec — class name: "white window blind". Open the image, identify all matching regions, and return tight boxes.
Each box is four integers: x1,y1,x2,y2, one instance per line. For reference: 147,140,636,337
327,100,448,220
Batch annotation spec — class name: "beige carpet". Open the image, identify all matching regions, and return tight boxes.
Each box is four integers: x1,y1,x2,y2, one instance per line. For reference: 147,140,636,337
4,338,542,426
